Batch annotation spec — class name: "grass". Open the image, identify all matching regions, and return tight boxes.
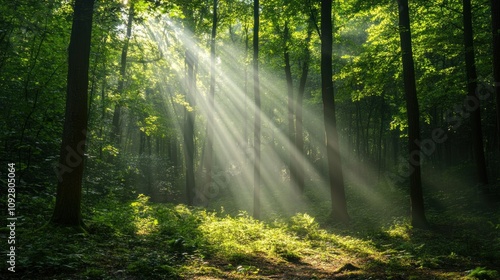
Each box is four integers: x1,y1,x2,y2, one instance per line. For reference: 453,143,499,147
2,166,499,279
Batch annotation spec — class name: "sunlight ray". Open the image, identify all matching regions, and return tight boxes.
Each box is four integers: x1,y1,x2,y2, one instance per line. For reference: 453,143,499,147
139,14,390,219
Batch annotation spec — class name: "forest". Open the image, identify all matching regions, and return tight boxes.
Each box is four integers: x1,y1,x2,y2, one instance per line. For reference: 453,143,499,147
1,0,499,279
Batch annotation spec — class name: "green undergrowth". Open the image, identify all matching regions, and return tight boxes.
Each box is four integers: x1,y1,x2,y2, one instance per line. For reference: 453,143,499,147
3,192,499,279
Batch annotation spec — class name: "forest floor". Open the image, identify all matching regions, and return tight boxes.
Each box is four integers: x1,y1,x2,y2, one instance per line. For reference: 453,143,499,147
2,167,500,279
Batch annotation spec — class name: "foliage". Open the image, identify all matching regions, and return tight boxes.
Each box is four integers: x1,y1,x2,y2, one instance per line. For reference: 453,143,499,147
287,213,322,240
5,181,498,279
199,210,303,262
466,267,499,280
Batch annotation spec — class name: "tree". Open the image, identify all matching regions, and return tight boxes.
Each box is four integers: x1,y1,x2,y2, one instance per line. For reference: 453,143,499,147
205,0,218,200
283,21,296,192
51,0,95,227
184,48,196,206
321,0,349,224
170,0,207,206
110,1,135,149
491,0,500,152
396,0,428,229
261,0,312,196
295,23,313,195
253,0,261,219
462,0,488,186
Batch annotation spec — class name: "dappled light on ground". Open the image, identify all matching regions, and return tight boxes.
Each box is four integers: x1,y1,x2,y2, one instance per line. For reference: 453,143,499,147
14,191,500,279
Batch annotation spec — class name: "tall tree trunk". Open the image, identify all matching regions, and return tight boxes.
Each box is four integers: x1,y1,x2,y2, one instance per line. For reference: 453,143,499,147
284,23,294,143
171,137,179,170
99,77,107,159
463,0,489,186
396,0,429,229
253,0,261,219
110,2,134,148
51,0,95,228
355,101,361,159
184,50,196,206
321,0,349,224
491,0,500,152
205,0,217,196
295,27,313,195
244,24,250,148
139,130,145,155
284,22,297,191
378,94,386,179
365,98,375,158
392,129,400,166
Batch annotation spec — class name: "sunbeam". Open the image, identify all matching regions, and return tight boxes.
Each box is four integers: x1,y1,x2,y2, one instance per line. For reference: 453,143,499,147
140,15,343,217
128,7,412,226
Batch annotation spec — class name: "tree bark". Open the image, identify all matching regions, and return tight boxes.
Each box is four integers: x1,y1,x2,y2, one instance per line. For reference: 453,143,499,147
51,0,95,227
378,94,386,179
321,0,349,224
491,0,500,152
284,23,294,144
355,101,361,159
396,0,429,229
253,0,261,219
463,0,489,186
295,26,313,195
205,0,217,199
243,24,250,148
110,2,134,148
184,50,196,206
284,22,297,192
